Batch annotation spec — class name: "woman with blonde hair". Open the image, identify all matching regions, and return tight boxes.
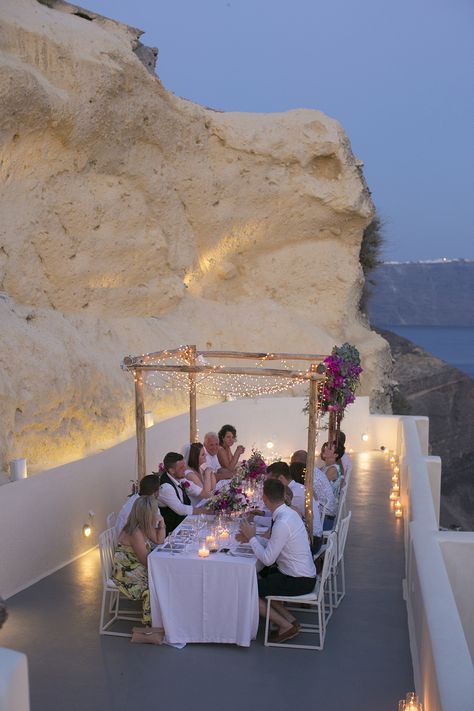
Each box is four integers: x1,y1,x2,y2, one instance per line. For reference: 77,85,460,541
112,496,165,626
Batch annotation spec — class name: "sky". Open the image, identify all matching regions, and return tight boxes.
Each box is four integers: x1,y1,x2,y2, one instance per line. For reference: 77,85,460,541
84,0,473,262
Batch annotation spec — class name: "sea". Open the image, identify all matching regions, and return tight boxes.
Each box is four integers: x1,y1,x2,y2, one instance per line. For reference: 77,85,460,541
383,326,474,379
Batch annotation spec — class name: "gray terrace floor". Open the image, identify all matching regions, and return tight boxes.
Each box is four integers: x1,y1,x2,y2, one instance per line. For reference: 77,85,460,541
1,452,413,711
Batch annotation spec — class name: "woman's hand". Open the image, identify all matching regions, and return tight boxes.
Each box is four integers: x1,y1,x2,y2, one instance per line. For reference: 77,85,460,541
152,516,166,545
236,445,245,456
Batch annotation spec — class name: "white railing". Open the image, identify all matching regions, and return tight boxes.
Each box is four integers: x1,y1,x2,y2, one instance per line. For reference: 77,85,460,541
375,414,474,711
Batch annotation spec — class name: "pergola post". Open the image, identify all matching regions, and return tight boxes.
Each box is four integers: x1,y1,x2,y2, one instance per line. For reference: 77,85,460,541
134,368,146,480
305,368,319,544
188,345,198,443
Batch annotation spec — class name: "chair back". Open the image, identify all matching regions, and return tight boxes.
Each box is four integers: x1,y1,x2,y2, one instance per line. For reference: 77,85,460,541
106,511,117,529
317,532,336,601
336,510,352,565
319,503,327,530
335,485,347,529
99,527,116,586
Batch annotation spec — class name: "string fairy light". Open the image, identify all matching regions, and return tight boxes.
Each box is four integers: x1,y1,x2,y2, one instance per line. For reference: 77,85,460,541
129,346,312,399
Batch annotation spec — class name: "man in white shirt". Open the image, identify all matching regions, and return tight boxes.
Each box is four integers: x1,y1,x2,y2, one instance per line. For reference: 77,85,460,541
203,432,233,482
268,461,323,552
115,474,161,537
239,479,316,643
157,452,209,533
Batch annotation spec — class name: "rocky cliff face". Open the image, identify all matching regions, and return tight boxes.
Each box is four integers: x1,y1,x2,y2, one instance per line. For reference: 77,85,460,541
0,0,391,473
368,260,474,326
378,329,474,531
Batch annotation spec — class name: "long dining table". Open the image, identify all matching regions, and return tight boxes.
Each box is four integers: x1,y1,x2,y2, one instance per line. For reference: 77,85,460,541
147,517,260,647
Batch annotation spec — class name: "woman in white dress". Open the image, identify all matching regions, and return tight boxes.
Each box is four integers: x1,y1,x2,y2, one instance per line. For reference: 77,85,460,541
321,442,345,499
185,442,216,506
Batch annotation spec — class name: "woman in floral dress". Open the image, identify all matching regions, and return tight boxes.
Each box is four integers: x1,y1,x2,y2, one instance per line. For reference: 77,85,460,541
112,496,166,625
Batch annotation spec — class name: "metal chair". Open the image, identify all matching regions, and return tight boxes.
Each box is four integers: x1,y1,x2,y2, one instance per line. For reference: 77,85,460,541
323,485,347,543
263,533,337,650
331,510,352,608
98,527,141,637
106,511,117,529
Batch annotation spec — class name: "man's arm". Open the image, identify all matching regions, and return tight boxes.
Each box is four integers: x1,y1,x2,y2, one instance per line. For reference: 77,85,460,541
241,519,289,567
158,483,193,517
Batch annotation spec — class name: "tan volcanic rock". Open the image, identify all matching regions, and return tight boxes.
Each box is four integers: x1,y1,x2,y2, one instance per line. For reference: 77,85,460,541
0,0,391,472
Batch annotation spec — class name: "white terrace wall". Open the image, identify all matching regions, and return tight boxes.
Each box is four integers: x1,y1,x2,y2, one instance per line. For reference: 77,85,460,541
394,416,474,711
0,396,370,599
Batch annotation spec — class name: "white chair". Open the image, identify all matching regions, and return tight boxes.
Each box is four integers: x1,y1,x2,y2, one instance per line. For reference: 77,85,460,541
106,511,117,529
323,485,347,544
331,510,352,608
99,527,141,637
263,533,337,650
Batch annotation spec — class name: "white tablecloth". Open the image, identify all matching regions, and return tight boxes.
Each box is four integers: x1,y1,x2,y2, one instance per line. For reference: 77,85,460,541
148,548,259,646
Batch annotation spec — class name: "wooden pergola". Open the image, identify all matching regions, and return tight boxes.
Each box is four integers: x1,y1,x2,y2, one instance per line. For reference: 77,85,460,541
122,347,328,540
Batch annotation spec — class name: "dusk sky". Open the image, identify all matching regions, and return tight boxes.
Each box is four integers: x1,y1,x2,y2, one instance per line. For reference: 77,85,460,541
86,0,473,262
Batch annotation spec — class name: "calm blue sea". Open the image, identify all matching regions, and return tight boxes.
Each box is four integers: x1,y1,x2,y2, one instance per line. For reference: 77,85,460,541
384,326,474,379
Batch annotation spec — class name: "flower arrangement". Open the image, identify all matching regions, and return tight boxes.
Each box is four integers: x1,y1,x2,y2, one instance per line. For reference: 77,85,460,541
237,448,267,482
320,343,362,414
206,477,249,514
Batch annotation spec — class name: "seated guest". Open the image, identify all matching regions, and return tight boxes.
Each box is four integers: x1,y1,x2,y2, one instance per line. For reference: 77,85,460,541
238,479,316,643
203,431,233,482
157,452,209,533
217,424,245,472
267,461,304,516
290,450,307,465
293,450,338,530
269,461,323,550
321,441,345,498
112,496,166,626
289,461,306,485
314,466,338,530
185,442,217,504
115,474,161,537
337,431,353,480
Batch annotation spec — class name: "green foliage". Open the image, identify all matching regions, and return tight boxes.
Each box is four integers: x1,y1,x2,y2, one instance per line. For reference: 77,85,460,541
359,214,385,313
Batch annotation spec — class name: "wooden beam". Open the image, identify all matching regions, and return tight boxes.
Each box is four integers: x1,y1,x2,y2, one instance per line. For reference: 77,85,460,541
134,369,146,480
198,350,328,361
124,363,325,379
188,346,198,443
305,367,319,544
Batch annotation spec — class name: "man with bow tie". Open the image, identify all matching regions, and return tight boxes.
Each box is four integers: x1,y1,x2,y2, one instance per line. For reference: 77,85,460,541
157,452,209,533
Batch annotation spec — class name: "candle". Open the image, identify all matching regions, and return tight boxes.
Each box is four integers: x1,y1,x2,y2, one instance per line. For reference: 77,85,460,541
198,547,210,558
390,456,396,463
393,482,400,492
395,508,403,518
219,530,230,541
393,465,400,474
392,473,398,482
389,491,397,501
206,535,218,551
